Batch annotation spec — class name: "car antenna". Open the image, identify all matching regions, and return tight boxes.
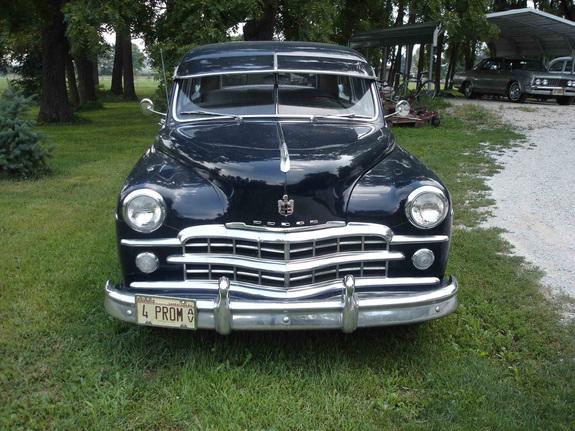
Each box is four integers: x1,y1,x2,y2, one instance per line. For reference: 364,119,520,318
160,48,169,104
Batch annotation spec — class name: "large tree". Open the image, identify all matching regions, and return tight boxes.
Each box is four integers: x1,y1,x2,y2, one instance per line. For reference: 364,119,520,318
3,0,73,122
39,0,73,122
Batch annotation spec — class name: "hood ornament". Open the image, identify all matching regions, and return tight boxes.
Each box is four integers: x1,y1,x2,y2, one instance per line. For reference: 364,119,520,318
278,194,294,217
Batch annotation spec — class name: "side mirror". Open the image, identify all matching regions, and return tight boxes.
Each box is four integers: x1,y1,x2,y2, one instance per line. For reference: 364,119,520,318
140,98,166,117
385,100,411,119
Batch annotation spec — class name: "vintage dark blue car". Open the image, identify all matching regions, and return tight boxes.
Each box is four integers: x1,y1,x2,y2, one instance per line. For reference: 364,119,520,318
104,41,458,334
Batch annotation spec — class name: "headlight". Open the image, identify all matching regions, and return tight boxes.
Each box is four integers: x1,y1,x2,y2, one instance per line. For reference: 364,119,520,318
122,189,166,233
405,186,449,229
569,81,574,87
535,78,541,85
542,79,548,86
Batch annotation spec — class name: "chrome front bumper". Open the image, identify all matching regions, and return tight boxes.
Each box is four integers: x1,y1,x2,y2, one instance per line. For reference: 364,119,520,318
104,276,458,334
526,87,575,96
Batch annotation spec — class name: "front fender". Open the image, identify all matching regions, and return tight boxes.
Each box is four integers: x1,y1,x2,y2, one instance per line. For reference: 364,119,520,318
346,145,451,235
345,145,452,280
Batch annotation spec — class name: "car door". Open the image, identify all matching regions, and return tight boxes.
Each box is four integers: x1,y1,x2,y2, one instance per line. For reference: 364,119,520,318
494,59,513,94
475,59,500,93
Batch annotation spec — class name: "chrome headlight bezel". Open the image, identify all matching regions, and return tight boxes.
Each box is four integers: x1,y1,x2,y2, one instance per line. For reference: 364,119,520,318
405,186,449,229
122,189,166,233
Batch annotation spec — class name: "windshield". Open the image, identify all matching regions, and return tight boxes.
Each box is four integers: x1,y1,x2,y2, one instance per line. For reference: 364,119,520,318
174,72,377,120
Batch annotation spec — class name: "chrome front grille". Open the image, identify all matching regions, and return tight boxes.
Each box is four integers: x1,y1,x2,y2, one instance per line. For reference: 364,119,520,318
184,235,389,260
167,222,404,290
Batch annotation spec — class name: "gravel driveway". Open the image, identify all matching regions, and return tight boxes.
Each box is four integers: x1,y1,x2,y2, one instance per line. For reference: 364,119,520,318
451,98,575,316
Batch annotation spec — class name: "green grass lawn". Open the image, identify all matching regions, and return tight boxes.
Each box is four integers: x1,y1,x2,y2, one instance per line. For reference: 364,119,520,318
1,83,574,430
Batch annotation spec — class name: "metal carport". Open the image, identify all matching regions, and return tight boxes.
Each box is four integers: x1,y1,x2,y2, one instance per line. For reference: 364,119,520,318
349,22,443,83
486,8,575,59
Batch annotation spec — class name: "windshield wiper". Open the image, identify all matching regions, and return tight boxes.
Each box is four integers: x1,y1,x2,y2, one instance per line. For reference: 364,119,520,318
311,113,373,121
179,110,241,120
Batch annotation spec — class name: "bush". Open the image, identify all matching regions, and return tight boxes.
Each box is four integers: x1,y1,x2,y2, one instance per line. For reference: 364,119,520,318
0,88,53,178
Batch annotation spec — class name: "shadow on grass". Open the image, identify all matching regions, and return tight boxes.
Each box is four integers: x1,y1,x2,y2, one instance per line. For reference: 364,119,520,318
102,317,433,372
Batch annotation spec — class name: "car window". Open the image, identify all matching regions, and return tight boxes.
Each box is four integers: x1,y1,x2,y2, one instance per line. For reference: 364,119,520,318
566,60,573,73
481,60,500,71
507,59,546,71
549,61,565,72
473,60,486,71
176,73,275,116
175,72,376,119
277,73,375,117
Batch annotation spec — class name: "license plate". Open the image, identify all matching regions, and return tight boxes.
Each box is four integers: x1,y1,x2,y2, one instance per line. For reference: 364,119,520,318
136,295,197,329
552,89,564,96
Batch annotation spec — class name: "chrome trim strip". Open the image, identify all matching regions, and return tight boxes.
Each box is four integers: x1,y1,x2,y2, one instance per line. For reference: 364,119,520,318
225,220,345,232
277,122,290,173
167,251,403,273
121,238,181,247
178,222,393,245
390,235,449,244
175,68,376,80
129,277,441,299
120,228,448,248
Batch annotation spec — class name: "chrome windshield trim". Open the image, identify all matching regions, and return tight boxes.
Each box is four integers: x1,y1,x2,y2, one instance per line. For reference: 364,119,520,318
129,277,441,300
174,68,376,80
171,81,380,124
167,250,404,273
178,222,393,244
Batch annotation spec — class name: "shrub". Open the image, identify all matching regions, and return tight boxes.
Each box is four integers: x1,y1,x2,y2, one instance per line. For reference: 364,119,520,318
0,88,53,178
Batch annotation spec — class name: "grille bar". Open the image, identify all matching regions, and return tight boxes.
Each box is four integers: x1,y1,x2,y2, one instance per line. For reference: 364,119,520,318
169,251,403,273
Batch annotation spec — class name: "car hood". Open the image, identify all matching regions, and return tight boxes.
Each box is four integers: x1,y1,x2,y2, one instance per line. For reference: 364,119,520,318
158,120,393,225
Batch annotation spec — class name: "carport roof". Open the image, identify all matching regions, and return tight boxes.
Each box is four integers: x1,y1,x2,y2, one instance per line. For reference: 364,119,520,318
349,22,442,49
487,8,575,57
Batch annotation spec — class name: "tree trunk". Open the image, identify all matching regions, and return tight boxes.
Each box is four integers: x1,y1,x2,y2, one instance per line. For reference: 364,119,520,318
121,30,137,100
559,0,575,20
76,53,97,104
64,37,79,106
92,58,99,87
464,40,476,70
243,0,277,40
417,44,426,80
433,32,445,95
38,0,72,123
110,30,123,95
405,11,416,78
444,42,459,90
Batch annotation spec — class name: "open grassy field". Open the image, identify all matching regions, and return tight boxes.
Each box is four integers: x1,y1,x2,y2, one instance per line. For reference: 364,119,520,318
1,81,574,430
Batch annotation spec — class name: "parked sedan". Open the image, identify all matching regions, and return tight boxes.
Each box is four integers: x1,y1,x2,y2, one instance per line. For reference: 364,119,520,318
548,56,574,75
104,41,458,334
453,57,575,105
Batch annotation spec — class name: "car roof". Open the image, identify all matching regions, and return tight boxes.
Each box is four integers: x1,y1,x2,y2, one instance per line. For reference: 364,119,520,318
175,41,375,79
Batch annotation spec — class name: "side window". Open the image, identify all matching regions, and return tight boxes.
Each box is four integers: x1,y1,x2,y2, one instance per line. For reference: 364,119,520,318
549,61,565,72
566,60,573,73
482,60,499,71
